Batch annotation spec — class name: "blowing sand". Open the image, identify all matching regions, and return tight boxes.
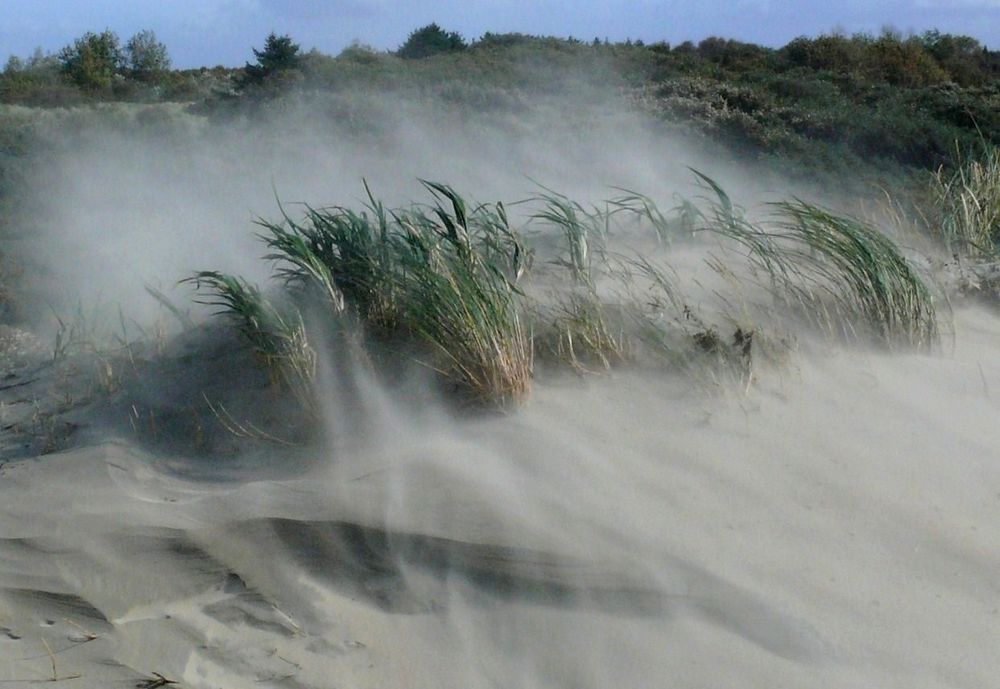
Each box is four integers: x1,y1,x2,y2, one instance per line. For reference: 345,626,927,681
0,304,997,688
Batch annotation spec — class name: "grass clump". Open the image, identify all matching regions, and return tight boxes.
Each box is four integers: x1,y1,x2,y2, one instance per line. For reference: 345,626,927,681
392,183,532,407
261,183,399,330
930,144,1000,259
769,199,938,348
184,271,317,414
531,191,608,285
689,171,938,349
251,181,532,409
192,170,944,416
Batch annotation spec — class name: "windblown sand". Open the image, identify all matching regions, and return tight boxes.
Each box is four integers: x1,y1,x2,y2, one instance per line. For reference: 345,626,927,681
0,305,997,688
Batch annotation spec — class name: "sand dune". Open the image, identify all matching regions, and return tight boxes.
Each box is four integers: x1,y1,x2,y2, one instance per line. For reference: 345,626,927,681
0,305,997,688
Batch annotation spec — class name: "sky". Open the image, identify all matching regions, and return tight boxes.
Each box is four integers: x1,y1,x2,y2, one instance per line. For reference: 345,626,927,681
2,0,1000,69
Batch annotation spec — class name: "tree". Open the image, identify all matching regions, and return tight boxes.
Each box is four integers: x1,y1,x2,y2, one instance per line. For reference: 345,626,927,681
397,23,466,59
125,30,171,82
3,56,23,74
241,32,301,87
58,30,124,90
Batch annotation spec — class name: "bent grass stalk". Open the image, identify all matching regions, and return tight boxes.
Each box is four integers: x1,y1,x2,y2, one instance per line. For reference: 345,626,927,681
184,271,317,414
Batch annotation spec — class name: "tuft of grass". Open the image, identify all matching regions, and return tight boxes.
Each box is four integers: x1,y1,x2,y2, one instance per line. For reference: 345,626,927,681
254,182,532,409
184,271,317,413
394,183,533,408
531,191,610,285
769,199,938,349
539,286,630,373
930,144,1000,258
687,171,938,349
258,183,397,330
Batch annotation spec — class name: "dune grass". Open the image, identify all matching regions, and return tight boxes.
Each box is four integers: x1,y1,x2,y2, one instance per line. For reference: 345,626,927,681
260,183,397,330
392,183,532,407
250,181,532,408
191,172,942,412
184,271,317,413
930,144,1000,259
768,199,938,348
530,191,608,285
687,171,938,349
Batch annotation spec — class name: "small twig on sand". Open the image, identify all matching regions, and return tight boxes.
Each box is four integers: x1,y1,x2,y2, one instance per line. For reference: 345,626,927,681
39,638,81,682
41,639,57,681
137,672,179,688
62,619,98,642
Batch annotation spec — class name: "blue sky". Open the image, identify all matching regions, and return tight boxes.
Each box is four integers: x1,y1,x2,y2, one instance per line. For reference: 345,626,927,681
3,1,1000,69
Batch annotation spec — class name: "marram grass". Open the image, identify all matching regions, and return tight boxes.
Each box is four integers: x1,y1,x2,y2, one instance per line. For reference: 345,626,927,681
930,143,1000,259
184,271,318,414
191,172,943,412
688,171,938,350
251,181,532,408
393,182,533,407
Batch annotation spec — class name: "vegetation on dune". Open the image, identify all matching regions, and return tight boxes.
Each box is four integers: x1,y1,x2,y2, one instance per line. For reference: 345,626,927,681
690,172,938,349
930,144,1000,258
238,32,303,93
250,182,533,409
184,271,318,415
190,173,940,411
4,24,1000,174
397,23,468,60
767,200,937,348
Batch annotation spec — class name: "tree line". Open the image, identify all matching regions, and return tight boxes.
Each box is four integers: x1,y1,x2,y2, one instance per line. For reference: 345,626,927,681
4,23,999,101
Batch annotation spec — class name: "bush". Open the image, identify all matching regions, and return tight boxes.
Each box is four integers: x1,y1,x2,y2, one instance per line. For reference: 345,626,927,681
239,33,302,90
125,30,171,82
398,24,467,59
58,30,125,91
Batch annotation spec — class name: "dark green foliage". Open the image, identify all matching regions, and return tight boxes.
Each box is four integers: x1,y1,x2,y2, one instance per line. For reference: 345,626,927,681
0,50,78,106
6,23,1000,179
58,30,125,91
398,23,467,59
240,33,302,89
125,30,171,82
696,37,773,69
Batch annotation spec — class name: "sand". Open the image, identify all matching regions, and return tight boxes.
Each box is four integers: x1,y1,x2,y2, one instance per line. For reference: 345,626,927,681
0,305,998,688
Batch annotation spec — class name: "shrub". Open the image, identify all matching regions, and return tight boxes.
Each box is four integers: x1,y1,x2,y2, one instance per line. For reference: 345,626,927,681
125,30,171,82
239,33,302,90
58,30,125,91
398,24,467,59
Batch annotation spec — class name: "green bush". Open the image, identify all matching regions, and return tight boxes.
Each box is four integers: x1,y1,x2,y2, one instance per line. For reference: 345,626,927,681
398,24,467,59
58,30,125,91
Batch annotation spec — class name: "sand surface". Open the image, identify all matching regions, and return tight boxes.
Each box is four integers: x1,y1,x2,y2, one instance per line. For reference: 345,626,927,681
0,306,998,688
